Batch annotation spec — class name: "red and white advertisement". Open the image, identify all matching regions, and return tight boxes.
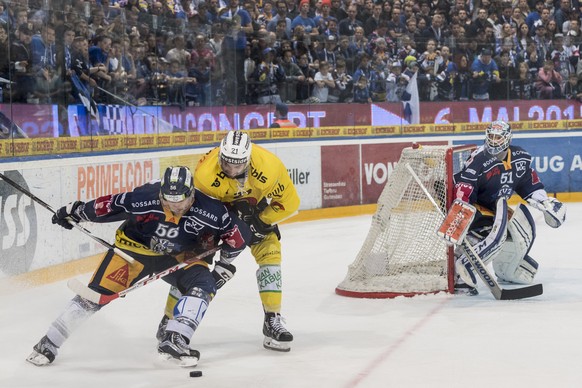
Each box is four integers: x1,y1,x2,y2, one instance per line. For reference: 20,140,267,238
11,99,582,138
321,141,450,206
77,160,155,200
155,100,582,130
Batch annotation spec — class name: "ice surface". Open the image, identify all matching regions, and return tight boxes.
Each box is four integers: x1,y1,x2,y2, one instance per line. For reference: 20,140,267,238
1,204,581,388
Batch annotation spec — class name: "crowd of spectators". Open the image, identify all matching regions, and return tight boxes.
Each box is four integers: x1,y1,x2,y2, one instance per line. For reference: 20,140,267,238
2,0,582,108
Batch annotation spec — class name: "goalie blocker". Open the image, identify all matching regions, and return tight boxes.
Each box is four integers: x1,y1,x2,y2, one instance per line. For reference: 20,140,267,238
437,199,476,245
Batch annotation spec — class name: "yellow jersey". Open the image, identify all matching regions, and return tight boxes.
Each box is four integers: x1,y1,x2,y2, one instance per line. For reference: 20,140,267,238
194,144,300,225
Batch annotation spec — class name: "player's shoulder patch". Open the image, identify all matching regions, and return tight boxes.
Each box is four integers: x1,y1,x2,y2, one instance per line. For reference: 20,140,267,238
510,145,532,159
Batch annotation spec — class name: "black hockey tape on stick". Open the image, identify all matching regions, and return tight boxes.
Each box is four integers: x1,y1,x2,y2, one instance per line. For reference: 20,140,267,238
68,246,221,305
404,163,543,300
0,171,135,264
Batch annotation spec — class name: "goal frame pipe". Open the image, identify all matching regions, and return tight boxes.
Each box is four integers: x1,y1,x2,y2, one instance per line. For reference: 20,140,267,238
445,145,476,293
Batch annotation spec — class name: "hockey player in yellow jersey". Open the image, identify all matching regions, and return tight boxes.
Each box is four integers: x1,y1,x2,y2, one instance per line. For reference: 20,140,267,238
158,130,300,352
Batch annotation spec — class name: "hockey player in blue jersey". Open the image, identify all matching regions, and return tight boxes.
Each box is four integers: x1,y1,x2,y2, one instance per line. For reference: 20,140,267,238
453,120,566,295
27,166,248,367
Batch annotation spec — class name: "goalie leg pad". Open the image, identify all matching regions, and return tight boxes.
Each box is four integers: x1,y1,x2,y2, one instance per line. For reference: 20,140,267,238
455,255,478,288
472,198,508,266
493,204,538,284
454,199,508,288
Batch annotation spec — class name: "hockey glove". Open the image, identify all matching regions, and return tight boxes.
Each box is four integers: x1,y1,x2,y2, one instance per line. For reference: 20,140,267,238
52,201,84,230
212,261,236,289
527,197,566,228
248,214,277,245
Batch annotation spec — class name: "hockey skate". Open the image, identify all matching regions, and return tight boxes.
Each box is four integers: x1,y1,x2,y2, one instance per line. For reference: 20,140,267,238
454,274,479,296
454,282,479,296
156,315,169,342
263,312,293,352
26,336,59,366
156,315,200,360
454,256,478,296
158,331,200,367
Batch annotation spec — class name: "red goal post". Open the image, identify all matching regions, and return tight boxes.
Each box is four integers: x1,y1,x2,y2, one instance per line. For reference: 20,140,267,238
336,144,476,299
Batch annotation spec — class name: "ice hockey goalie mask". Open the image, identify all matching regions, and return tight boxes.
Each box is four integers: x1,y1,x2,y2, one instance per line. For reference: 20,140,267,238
485,120,512,156
219,131,252,178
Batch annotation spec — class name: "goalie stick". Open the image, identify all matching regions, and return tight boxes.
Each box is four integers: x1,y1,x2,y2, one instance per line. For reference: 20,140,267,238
67,246,221,305
404,163,543,300
0,171,135,264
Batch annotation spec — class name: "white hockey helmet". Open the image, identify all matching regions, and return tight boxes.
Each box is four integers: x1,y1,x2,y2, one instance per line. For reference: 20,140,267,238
485,120,512,156
219,131,252,177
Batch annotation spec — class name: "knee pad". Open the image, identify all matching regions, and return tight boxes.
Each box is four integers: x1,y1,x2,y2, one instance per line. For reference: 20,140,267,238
250,233,282,266
177,264,217,297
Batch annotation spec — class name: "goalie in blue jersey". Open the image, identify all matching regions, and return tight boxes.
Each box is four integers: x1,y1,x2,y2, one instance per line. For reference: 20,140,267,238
453,120,566,295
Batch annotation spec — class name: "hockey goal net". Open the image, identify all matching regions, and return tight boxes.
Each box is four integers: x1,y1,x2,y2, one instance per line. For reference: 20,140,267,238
336,144,475,298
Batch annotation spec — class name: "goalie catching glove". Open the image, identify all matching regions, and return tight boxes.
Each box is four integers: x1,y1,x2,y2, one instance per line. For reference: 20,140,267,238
52,201,84,230
527,190,566,228
212,261,236,289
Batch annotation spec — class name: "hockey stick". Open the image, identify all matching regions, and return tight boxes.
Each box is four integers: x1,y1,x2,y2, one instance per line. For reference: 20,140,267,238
67,246,221,305
0,171,135,264
94,85,182,133
405,163,542,300
0,111,28,139
0,76,14,84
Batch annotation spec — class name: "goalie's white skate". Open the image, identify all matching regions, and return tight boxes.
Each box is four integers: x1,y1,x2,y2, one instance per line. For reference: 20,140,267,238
263,312,293,352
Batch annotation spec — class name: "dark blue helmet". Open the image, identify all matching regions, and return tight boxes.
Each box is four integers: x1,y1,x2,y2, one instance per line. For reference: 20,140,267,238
160,166,194,202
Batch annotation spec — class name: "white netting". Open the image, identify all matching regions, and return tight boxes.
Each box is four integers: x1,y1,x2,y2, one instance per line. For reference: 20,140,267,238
336,145,474,297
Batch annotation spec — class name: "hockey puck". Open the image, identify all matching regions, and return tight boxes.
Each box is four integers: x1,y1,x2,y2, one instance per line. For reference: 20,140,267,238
189,371,203,378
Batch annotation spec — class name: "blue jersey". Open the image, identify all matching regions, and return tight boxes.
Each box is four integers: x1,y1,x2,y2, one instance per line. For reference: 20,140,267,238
78,181,245,260
454,145,545,212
